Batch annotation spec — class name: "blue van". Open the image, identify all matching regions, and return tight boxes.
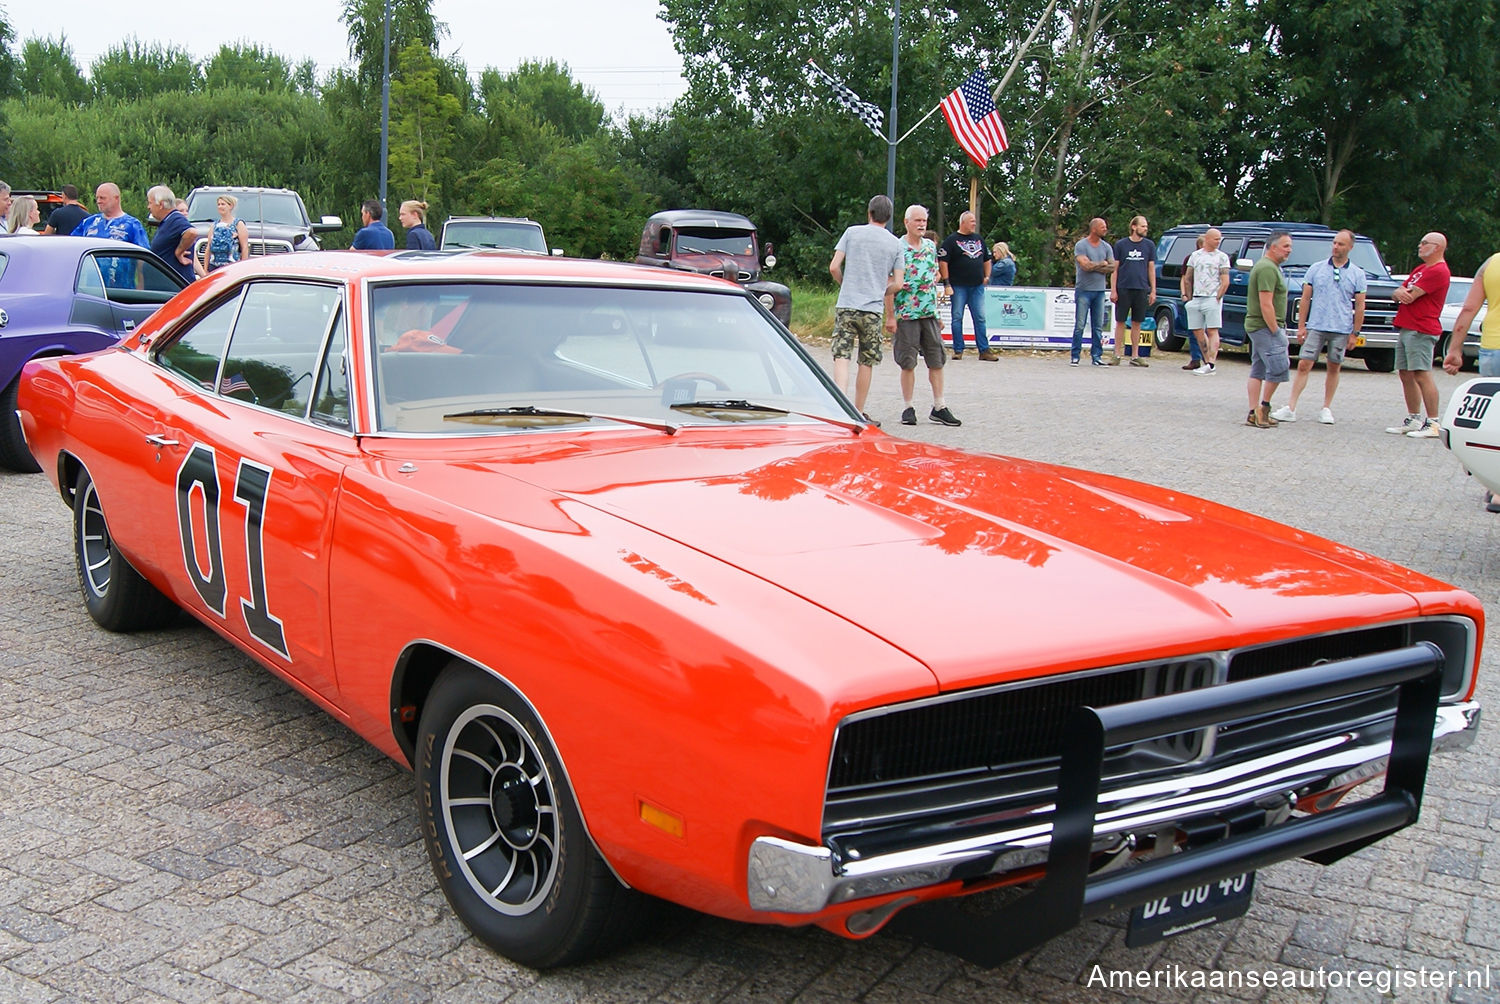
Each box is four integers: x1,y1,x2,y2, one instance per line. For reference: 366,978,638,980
1152,222,1402,372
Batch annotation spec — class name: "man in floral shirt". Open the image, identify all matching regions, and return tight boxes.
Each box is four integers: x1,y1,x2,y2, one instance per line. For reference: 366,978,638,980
894,204,961,426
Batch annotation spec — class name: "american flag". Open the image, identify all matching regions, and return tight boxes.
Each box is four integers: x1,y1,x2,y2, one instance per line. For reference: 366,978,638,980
807,60,886,139
940,69,1009,167
220,373,252,396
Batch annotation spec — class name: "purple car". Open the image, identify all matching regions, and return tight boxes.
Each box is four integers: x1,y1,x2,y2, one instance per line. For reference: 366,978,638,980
0,235,187,472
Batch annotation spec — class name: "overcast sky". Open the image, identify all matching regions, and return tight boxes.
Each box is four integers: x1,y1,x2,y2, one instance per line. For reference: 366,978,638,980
5,0,688,116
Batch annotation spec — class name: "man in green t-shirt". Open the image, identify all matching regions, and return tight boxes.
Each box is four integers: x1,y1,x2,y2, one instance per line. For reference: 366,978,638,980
1243,231,1292,428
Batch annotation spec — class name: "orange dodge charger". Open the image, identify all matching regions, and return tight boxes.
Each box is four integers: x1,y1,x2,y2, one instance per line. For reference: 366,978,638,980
17,250,1482,968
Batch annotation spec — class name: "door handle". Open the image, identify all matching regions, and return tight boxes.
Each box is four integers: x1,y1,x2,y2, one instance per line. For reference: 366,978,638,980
145,435,179,447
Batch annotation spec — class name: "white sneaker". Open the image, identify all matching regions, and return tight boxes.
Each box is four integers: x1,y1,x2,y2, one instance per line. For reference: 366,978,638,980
1385,415,1423,434
1318,408,1335,424
1270,406,1296,423
1406,420,1441,439
1194,363,1216,375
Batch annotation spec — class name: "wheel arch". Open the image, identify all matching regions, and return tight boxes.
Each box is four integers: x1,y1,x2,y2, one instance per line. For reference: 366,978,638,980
389,640,630,882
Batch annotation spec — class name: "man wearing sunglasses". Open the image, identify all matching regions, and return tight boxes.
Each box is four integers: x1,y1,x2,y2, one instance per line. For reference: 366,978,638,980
1386,232,1451,438
1273,229,1367,424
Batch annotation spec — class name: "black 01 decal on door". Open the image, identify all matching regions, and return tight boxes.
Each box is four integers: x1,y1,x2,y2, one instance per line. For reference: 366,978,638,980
175,443,291,660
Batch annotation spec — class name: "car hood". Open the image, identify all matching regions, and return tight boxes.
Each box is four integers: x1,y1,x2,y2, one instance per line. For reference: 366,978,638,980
386,431,1442,691
190,221,313,245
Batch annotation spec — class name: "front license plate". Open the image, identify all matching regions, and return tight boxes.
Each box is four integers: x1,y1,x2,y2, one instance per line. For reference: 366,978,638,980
1125,872,1255,947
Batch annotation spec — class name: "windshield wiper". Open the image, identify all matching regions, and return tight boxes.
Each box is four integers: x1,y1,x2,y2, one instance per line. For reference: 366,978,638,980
669,399,866,433
442,405,678,434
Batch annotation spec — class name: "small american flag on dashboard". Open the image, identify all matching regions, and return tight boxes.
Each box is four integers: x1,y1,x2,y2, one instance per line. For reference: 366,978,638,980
220,373,252,396
940,69,1009,167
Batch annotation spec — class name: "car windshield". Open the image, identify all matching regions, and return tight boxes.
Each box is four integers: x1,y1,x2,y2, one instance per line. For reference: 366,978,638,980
674,228,756,257
441,221,546,253
369,282,849,434
186,192,307,227
1283,237,1389,278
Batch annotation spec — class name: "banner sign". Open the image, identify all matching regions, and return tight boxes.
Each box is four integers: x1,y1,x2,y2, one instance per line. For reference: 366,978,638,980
942,286,1129,351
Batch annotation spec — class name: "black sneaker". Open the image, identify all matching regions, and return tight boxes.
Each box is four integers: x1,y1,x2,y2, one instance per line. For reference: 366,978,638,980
929,406,962,427
900,406,917,425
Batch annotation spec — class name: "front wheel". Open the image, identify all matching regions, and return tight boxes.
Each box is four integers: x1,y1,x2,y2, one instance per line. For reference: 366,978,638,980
1153,308,1186,352
415,661,648,968
73,468,179,631
0,376,41,473
1363,348,1396,373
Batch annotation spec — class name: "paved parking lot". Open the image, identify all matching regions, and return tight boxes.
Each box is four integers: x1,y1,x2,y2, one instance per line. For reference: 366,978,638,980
3,343,1499,1002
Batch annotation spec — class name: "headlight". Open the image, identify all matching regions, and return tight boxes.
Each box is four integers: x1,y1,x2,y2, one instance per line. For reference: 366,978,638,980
758,293,776,310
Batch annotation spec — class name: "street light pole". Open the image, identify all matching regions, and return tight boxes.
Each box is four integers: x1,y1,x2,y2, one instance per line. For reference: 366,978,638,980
885,0,899,230
379,0,391,212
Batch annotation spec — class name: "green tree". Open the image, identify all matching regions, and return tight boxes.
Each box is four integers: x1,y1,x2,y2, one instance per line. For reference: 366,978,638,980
0,11,19,99
203,43,296,92
91,40,201,100
482,59,604,142
17,36,90,105
339,0,445,88
388,41,462,203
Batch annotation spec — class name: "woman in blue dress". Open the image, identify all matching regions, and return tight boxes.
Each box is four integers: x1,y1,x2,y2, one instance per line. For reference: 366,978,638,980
196,195,250,276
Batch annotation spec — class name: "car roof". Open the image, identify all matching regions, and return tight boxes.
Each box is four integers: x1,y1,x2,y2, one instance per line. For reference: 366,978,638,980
0,234,154,257
187,186,303,198
187,249,744,289
646,210,757,230
1161,221,1374,241
443,216,539,225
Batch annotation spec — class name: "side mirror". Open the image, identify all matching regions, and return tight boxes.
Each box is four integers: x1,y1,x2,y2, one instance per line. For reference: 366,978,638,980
551,248,564,256
314,216,344,232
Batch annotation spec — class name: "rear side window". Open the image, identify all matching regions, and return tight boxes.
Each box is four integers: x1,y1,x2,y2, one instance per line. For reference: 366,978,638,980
1160,236,1197,279
158,292,243,389
0,252,8,283
221,282,342,417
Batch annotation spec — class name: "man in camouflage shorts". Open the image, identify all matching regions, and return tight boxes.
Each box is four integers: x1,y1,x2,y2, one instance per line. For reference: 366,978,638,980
829,194,905,424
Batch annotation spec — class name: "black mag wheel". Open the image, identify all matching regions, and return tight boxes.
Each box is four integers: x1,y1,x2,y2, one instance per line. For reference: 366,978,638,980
416,661,649,968
0,376,41,473
73,468,179,632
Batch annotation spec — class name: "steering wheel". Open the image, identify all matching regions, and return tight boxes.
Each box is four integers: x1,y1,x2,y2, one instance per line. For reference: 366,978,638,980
655,371,731,391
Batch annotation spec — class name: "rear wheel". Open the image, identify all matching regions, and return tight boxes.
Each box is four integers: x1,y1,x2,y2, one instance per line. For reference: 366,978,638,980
415,661,649,968
0,376,41,473
1363,348,1396,373
73,468,179,631
1153,308,1186,352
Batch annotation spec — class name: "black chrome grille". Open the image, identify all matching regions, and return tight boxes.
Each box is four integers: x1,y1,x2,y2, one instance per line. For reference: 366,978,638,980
823,622,1460,842
829,658,1215,792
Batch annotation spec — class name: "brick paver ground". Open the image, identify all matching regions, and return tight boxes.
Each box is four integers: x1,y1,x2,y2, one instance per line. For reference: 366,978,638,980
3,343,1498,1002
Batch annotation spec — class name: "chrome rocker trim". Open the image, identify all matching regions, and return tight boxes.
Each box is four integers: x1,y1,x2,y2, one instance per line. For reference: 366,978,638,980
749,645,1472,962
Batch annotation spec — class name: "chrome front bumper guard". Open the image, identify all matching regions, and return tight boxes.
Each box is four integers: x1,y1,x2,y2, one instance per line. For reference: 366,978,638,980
749,652,1478,919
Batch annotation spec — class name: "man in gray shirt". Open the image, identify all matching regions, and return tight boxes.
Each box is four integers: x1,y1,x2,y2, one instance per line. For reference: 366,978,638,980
830,195,905,424
1071,217,1116,366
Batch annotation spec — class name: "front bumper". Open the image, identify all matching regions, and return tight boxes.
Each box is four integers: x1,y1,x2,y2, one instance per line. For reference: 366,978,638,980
749,646,1477,922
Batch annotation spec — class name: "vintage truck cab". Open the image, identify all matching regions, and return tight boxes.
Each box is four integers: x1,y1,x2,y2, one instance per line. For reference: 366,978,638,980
636,210,791,325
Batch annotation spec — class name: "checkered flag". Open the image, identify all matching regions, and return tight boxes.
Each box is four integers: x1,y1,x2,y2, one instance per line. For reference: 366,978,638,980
807,60,886,140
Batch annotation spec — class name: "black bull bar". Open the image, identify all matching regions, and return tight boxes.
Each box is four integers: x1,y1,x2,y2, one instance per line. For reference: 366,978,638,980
889,641,1443,965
